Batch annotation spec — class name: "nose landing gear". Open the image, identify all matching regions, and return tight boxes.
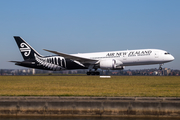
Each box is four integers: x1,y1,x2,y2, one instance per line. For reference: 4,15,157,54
159,64,163,70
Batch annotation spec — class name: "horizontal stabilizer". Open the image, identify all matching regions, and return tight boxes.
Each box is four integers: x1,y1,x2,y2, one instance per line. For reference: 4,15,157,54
9,61,35,65
9,61,21,63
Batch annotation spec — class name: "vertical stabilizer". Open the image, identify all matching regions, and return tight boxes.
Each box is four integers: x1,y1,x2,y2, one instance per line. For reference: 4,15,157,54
14,36,42,60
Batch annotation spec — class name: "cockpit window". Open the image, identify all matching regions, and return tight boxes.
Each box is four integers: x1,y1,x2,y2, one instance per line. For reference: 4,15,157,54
165,52,170,55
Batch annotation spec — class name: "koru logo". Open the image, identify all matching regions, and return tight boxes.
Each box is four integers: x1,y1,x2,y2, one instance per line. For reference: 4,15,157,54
20,43,31,57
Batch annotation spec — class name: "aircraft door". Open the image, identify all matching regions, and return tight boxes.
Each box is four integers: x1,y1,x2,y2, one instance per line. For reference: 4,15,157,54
155,51,159,58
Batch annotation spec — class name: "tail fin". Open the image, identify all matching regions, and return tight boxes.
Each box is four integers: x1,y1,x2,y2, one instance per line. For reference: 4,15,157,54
14,36,42,60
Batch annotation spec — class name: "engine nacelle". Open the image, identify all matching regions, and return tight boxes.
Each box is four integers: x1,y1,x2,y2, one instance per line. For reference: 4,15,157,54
99,59,124,70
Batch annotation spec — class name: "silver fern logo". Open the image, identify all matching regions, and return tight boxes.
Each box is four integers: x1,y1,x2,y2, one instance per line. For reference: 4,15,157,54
34,53,66,71
20,43,31,57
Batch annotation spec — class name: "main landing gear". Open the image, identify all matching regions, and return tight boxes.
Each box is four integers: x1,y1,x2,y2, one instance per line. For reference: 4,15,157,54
86,68,100,75
86,71,100,75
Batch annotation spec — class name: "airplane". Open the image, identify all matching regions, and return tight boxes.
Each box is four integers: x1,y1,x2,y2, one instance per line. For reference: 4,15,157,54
10,36,174,75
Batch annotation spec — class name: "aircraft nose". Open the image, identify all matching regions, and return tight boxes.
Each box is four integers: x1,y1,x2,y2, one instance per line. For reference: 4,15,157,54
170,55,175,61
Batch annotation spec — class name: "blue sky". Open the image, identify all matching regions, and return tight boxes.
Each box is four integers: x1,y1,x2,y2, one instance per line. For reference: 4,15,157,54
0,0,180,70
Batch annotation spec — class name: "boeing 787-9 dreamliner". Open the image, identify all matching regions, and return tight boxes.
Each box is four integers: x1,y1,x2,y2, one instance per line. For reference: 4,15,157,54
10,36,174,75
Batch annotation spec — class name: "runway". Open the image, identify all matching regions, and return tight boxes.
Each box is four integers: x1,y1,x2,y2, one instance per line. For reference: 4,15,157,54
0,97,180,117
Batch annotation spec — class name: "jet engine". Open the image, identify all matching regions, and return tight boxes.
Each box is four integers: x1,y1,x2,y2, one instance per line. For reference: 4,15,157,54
99,59,124,70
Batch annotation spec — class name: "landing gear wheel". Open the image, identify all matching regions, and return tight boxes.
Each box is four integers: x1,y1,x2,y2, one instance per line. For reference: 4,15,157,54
159,67,162,70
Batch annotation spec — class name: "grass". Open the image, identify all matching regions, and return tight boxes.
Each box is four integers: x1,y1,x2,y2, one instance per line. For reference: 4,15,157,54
0,76,180,97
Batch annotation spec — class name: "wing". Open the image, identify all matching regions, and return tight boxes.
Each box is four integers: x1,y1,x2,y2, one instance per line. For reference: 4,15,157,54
43,49,98,64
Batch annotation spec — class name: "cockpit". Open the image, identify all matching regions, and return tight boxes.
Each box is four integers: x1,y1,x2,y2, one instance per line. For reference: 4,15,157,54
164,52,170,55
